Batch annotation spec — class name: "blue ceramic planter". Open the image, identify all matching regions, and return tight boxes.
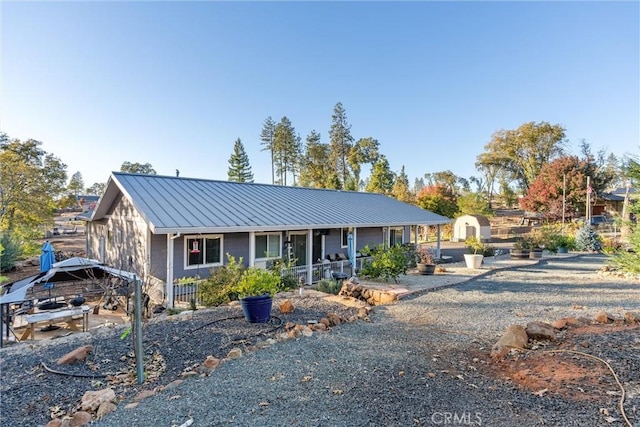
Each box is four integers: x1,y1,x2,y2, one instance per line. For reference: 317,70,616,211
240,294,273,323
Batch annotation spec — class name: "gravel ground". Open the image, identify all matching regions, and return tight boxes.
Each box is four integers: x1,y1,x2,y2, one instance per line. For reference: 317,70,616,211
1,254,639,427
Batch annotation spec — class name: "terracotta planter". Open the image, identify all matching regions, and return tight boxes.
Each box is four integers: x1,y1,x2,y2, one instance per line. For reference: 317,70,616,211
463,254,483,269
416,263,436,275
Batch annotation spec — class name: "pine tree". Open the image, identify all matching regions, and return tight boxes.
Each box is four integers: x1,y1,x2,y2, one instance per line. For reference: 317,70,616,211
328,102,354,189
299,130,331,188
260,117,276,184
392,166,413,203
227,138,254,183
273,117,300,186
574,224,601,252
366,155,395,195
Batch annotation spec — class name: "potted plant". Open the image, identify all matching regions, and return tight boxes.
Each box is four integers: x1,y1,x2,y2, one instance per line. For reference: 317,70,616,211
464,236,486,269
511,236,534,259
550,234,574,254
415,246,436,275
232,267,281,323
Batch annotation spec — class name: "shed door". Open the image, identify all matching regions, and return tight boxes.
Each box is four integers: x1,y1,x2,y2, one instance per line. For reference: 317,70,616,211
466,226,476,239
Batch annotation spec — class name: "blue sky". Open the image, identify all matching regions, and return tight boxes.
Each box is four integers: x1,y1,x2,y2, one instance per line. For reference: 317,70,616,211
2,1,638,189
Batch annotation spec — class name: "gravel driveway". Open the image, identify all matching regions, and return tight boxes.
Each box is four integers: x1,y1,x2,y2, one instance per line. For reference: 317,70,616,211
2,254,638,426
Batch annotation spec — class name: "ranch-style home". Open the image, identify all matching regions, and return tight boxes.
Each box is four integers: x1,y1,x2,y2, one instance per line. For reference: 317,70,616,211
86,173,451,307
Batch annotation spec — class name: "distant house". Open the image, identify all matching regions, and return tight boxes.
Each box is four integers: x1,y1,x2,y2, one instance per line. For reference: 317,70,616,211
87,173,451,306
594,187,636,217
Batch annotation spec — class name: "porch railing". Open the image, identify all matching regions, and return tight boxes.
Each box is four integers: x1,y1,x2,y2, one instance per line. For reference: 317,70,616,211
172,257,373,307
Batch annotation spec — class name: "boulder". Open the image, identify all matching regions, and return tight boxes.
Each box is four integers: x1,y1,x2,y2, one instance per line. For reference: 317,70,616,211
96,402,116,420
594,310,613,324
279,299,294,314
57,345,93,365
526,321,556,341
80,388,115,412
203,356,220,370
227,348,242,359
70,411,92,427
551,318,567,330
491,325,528,359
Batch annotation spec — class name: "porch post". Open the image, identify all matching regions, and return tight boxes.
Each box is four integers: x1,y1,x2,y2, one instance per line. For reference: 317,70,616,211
306,229,313,284
166,235,175,309
249,231,255,267
436,224,442,259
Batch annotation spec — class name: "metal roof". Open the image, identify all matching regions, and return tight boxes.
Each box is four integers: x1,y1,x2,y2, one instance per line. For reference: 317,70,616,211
91,173,451,234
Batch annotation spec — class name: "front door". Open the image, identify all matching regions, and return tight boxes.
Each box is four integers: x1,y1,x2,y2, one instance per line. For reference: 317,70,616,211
290,234,307,267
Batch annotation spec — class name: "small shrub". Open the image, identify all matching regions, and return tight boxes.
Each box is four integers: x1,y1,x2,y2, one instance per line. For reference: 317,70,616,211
314,278,341,295
198,254,245,306
574,224,601,252
233,267,281,298
268,258,299,292
600,237,622,254
359,244,408,283
465,236,487,255
0,233,20,272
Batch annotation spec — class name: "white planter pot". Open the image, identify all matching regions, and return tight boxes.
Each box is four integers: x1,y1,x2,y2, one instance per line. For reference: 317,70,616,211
464,254,484,269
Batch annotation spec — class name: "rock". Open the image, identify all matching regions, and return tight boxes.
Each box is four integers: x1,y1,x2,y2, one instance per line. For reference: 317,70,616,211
70,411,92,427
564,317,582,326
525,321,556,341
279,299,294,313
311,322,327,332
57,345,93,365
284,321,295,330
301,326,313,337
551,319,567,330
595,310,613,323
124,402,139,410
81,388,115,412
227,348,242,359
288,329,301,338
203,356,220,370
46,419,62,427
133,389,156,402
375,291,397,305
491,325,528,359
357,307,370,319
326,313,341,326
623,312,637,324
165,379,184,389
181,371,199,379
319,318,331,327
96,402,116,419
581,340,589,348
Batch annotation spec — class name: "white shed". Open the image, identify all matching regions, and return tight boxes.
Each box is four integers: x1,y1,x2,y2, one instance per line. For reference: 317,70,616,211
452,215,491,242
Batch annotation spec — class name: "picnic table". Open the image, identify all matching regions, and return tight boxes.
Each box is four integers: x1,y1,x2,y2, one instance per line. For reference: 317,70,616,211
19,305,91,341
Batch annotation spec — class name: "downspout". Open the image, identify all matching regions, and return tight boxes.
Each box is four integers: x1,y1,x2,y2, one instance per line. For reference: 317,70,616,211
166,233,181,309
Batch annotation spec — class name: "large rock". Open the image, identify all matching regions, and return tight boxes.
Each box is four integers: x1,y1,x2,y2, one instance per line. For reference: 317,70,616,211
70,411,92,427
57,345,93,365
594,310,613,324
279,299,294,314
203,355,220,370
491,325,528,359
526,321,556,341
96,402,116,420
80,388,115,412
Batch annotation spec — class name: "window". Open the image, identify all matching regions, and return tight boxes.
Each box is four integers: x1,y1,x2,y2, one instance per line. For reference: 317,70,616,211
390,227,404,246
341,228,352,248
185,235,222,268
255,233,281,259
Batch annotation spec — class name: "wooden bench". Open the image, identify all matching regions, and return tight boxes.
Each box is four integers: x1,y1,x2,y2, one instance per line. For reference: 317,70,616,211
20,305,91,341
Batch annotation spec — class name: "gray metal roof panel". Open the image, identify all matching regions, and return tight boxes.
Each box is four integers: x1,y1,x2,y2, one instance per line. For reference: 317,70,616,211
95,173,451,233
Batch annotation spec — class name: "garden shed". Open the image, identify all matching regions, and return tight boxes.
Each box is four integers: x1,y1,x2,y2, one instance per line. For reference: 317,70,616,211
452,214,491,242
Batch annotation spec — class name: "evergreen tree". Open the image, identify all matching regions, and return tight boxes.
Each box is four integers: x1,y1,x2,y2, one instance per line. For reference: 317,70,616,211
227,138,254,183
260,116,276,184
328,102,354,189
120,162,156,175
68,171,84,199
366,155,395,195
392,166,413,202
273,117,299,186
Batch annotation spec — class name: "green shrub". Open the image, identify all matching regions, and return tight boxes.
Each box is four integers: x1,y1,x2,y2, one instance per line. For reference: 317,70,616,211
268,258,299,292
0,233,20,272
600,237,622,254
359,244,407,283
197,254,245,306
314,278,341,295
233,267,281,298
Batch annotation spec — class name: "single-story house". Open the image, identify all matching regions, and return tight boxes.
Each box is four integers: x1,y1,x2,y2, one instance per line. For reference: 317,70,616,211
87,173,451,307
452,214,491,242
594,187,636,217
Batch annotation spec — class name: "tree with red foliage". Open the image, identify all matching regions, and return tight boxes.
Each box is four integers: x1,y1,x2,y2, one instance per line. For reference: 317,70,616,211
520,156,591,220
415,184,458,218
